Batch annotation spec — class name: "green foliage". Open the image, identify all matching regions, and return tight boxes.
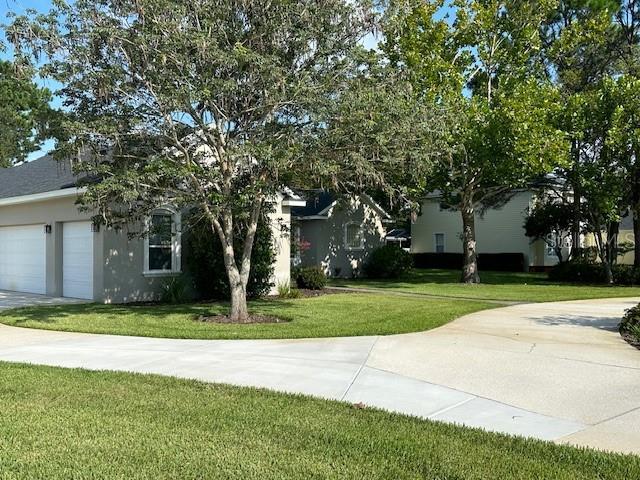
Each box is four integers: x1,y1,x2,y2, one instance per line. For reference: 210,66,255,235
384,0,569,282
0,61,57,167
549,261,640,285
159,275,192,304
363,245,413,279
524,201,577,263
620,303,640,341
185,212,275,300
276,281,301,299
294,266,327,290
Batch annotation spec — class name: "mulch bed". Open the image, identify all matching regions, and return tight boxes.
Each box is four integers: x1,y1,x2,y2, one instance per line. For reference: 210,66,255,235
620,330,640,351
196,314,289,324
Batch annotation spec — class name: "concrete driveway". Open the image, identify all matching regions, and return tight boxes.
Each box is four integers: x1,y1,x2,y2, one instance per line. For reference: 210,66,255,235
0,295,639,454
0,290,86,310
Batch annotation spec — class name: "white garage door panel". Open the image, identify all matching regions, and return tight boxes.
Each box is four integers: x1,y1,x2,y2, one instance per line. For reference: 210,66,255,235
0,225,46,294
63,222,94,300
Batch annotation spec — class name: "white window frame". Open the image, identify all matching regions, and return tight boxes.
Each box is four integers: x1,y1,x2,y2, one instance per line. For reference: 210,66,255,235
434,233,445,253
344,221,365,251
143,207,182,276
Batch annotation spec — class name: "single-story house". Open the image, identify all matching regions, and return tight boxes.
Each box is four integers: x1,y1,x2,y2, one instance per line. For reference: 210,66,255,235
291,191,393,278
0,155,302,302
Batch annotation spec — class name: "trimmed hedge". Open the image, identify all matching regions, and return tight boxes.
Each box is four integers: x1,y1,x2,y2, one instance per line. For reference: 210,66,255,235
363,245,413,279
294,266,327,290
549,263,640,285
413,252,526,272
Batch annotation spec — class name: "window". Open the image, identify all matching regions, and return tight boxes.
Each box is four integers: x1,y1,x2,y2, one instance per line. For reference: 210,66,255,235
434,233,445,253
144,208,181,275
344,222,364,250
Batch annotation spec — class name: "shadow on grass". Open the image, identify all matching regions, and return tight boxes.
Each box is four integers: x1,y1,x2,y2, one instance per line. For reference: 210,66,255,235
0,298,302,327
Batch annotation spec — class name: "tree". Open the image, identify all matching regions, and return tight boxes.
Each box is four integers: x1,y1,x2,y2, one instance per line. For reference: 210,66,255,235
524,200,576,263
8,0,441,321
385,0,568,283
0,60,56,167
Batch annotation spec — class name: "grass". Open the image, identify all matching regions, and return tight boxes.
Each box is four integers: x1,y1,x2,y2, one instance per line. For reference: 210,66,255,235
0,293,491,340
331,269,640,302
0,362,637,479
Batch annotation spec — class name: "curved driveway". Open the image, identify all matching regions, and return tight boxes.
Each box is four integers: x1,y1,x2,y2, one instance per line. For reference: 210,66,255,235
1,294,639,454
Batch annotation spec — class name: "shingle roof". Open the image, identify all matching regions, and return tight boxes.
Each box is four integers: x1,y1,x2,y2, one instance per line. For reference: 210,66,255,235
291,190,336,217
0,155,84,200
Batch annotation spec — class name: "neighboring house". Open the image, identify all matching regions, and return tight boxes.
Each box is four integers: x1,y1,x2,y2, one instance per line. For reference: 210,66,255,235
411,191,564,271
291,191,392,278
0,155,303,302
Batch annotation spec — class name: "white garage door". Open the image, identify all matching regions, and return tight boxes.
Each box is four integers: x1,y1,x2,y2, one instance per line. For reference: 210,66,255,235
63,222,94,300
0,225,46,295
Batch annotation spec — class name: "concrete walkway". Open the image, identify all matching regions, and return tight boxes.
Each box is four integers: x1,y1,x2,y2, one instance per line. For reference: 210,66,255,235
0,294,639,454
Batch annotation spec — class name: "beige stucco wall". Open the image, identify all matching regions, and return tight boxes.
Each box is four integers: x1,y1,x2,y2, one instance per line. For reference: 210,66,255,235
297,197,387,278
411,191,558,268
268,194,293,293
583,230,636,266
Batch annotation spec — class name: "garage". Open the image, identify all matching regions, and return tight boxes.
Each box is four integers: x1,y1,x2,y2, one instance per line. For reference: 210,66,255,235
63,221,94,300
0,225,47,295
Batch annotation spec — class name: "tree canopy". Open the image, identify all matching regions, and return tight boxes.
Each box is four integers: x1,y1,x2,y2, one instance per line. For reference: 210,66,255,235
0,59,56,167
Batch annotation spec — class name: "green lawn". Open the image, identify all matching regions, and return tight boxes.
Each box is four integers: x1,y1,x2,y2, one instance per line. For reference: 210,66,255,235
332,269,640,302
0,293,491,339
0,362,637,479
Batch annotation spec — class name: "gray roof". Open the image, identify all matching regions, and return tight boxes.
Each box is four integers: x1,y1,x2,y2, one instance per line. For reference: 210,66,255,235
291,190,336,217
0,155,84,200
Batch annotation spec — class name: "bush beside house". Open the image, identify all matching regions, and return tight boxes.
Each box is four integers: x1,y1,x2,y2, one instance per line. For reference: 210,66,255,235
185,212,275,300
294,266,327,290
363,245,413,279
549,262,640,285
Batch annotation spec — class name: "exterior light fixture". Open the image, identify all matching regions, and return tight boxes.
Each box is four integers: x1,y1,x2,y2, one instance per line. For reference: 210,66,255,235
44,224,52,234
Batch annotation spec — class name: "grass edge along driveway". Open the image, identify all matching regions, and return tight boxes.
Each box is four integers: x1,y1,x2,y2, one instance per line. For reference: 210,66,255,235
0,293,492,340
0,362,638,480
331,269,640,302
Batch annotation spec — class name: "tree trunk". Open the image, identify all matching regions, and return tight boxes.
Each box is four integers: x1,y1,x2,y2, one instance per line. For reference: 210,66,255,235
570,141,582,259
460,192,480,284
594,227,614,285
208,197,263,323
634,211,640,268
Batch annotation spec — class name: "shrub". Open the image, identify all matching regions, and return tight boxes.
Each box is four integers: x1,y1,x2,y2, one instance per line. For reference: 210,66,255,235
549,262,640,285
277,281,301,299
185,209,275,300
612,265,640,286
295,266,327,290
548,261,607,284
412,252,525,272
620,303,640,343
160,275,192,304
363,245,413,279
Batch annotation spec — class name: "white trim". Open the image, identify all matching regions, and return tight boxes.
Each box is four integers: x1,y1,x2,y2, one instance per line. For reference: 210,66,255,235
344,221,365,251
293,215,329,221
282,198,307,207
143,207,182,275
317,201,338,216
0,187,86,207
